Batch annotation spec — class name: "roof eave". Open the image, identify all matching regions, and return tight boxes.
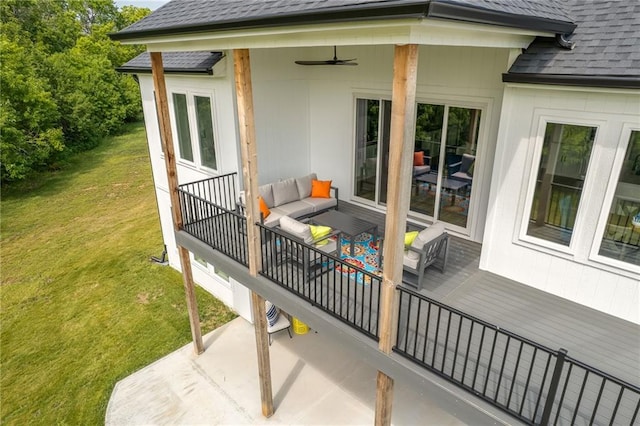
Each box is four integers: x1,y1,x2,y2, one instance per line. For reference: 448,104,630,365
116,66,214,75
427,1,576,34
502,73,640,89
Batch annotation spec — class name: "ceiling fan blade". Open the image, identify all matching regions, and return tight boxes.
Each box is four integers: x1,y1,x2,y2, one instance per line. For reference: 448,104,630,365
294,59,358,66
295,46,358,66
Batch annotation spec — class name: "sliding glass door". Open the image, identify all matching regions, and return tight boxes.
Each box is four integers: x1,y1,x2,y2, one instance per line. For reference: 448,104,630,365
353,97,482,233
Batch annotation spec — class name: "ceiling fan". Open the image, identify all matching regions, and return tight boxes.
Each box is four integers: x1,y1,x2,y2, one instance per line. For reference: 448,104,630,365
295,46,357,66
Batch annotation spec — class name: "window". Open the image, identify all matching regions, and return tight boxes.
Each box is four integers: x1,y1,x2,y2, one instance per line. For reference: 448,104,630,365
597,130,640,266
526,122,596,246
173,93,193,162
172,92,218,170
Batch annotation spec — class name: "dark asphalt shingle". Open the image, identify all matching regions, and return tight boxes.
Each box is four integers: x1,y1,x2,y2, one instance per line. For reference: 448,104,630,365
113,0,574,37
508,0,640,78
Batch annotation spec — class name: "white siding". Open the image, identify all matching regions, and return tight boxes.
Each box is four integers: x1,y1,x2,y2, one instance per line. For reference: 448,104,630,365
482,85,640,324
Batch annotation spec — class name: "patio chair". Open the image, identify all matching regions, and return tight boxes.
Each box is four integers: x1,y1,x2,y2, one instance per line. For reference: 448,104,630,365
276,215,339,280
402,222,449,291
265,301,292,345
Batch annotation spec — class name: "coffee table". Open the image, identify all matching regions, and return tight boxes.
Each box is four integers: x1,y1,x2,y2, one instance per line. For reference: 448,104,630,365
311,210,378,256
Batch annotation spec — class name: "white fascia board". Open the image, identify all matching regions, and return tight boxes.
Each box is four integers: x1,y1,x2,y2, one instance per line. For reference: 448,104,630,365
504,82,640,96
125,18,546,52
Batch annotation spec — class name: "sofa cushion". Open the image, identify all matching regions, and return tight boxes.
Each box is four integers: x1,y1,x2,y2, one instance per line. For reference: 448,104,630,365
272,178,300,207
295,173,317,199
413,165,430,176
275,200,314,218
300,197,337,212
403,251,419,269
258,184,275,208
262,209,284,228
412,222,446,250
279,215,313,244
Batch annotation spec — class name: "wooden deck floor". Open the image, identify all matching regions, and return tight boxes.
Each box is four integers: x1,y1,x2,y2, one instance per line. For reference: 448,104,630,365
338,201,640,387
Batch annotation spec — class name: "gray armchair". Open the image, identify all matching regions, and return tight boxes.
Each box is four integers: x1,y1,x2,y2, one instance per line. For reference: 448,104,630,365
276,215,339,280
402,222,449,291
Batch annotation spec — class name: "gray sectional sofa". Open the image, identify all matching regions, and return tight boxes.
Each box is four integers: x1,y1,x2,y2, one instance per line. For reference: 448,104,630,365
240,173,338,227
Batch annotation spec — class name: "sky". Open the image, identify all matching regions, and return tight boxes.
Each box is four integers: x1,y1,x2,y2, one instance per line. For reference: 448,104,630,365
114,0,169,11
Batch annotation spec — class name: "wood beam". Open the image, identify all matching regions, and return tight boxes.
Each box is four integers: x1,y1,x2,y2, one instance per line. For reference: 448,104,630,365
233,48,274,418
375,44,419,426
150,52,204,355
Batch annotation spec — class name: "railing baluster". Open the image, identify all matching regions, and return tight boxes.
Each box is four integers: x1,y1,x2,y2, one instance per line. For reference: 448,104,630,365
507,341,524,410
570,370,590,425
482,329,498,398
441,310,452,373
432,305,442,367
589,377,606,426
495,335,512,403
451,314,463,380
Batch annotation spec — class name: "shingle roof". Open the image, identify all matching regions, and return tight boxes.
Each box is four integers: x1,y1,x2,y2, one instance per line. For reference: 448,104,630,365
506,0,640,87
110,0,576,41
116,51,224,74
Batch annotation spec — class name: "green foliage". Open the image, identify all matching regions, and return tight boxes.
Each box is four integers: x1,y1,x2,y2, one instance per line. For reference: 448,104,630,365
0,0,150,182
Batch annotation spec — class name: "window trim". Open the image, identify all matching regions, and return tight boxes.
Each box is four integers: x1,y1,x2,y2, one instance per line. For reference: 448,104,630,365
170,90,220,173
517,114,603,255
589,123,640,274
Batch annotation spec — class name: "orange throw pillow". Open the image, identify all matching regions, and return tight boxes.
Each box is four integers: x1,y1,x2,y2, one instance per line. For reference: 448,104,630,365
413,151,424,166
258,196,271,218
311,179,332,198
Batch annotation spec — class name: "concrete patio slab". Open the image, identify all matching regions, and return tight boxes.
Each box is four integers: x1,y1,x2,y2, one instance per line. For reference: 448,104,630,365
106,317,483,425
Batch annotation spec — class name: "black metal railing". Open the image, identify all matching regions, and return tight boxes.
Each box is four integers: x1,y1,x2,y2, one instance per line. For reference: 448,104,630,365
394,287,640,425
179,172,239,212
259,225,381,340
177,174,639,424
178,173,248,266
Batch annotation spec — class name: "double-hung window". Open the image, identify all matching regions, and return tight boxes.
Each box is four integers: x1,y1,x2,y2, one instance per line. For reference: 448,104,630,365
172,92,218,171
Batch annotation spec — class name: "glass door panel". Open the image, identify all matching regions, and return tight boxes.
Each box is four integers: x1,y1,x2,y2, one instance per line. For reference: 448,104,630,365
378,100,392,205
411,104,444,217
354,99,380,202
438,107,481,229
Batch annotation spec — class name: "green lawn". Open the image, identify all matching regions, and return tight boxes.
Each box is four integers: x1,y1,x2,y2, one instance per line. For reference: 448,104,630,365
0,122,237,424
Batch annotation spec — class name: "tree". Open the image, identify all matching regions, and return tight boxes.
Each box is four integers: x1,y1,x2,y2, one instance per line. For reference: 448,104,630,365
0,0,150,182
0,30,64,181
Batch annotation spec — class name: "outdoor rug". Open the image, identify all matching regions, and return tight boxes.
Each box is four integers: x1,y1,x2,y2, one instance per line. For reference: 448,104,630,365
335,233,382,285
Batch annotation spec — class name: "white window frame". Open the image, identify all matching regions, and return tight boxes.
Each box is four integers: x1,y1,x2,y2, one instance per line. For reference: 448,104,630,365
517,114,603,255
170,90,220,173
589,123,640,274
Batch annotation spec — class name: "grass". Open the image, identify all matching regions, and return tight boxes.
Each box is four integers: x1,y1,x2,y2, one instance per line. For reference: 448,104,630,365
0,122,237,425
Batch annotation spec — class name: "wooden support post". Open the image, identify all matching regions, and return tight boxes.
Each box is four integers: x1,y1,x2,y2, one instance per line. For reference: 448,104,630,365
233,48,274,418
150,52,204,355
375,44,419,426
